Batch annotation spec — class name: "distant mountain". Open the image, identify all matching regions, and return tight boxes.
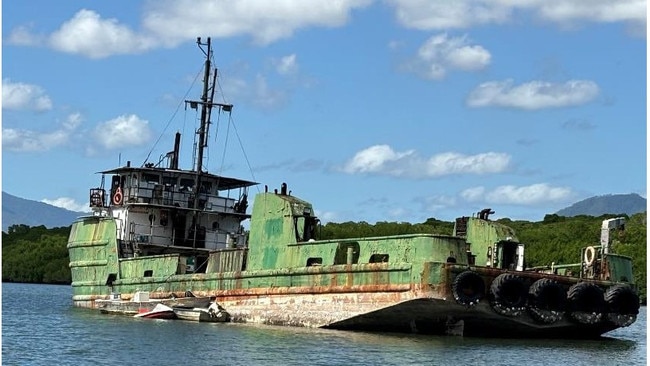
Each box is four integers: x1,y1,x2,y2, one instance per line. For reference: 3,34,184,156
2,192,87,232
556,193,647,217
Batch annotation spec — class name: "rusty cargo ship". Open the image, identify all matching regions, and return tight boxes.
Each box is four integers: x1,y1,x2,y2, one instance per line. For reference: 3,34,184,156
67,37,639,338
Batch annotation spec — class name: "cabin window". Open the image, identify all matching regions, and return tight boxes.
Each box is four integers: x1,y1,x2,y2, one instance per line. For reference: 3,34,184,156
180,178,194,191
130,174,139,188
334,242,360,265
162,176,176,185
369,254,389,263
306,257,323,266
143,173,160,183
200,181,212,194
144,270,153,277
111,175,121,189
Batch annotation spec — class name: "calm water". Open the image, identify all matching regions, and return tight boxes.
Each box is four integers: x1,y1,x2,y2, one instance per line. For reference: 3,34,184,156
2,283,647,366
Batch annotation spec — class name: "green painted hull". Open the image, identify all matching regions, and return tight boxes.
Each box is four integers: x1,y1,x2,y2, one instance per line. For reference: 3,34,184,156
67,214,636,338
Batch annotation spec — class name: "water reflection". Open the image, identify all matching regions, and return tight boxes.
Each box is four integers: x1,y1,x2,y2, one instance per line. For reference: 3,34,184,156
3,284,646,366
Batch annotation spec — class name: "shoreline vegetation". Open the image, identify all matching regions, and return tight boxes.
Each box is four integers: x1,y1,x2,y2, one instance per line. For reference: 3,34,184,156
2,212,646,303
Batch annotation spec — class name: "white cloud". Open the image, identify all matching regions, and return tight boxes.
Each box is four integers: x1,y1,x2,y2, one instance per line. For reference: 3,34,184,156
342,144,511,178
423,194,458,211
7,0,644,59
48,9,156,58
93,114,152,149
6,25,43,46
275,54,299,75
343,145,414,174
224,74,287,109
387,207,409,218
388,0,511,30
428,152,511,175
461,183,573,205
3,128,68,152
405,33,491,79
387,0,645,30
2,112,82,152
466,79,599,109
315,210,339,224
534,0,646,25
142,0,373,46
42,197,89,212
459,186,486,202
197,60,293,111
2,79,53,111
8,2,373,57
3,129,47,152
63,112,84,130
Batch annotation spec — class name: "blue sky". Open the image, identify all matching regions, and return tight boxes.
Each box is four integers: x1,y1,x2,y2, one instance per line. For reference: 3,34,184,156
2,1,647,224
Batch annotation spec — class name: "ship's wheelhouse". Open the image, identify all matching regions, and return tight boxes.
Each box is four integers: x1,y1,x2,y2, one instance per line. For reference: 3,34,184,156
89,162,256,258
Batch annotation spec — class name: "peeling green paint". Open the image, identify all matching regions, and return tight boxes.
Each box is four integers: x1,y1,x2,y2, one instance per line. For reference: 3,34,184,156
606,254,635,284
67,191,638,337
66,194,480,300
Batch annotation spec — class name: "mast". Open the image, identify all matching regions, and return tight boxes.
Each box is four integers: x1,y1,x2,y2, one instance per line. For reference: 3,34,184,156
195,37,211,178
185,37,234,248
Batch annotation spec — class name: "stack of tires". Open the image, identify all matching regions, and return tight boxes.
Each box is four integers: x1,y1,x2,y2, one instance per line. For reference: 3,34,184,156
451,271,640,327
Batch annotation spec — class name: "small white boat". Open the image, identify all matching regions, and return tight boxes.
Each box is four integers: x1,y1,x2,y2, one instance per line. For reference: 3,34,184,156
134,303,177,319
172,302,230,322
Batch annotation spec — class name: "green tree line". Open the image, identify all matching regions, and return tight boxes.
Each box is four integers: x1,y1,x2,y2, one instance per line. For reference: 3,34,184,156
2,224,72,284
2,213,646,301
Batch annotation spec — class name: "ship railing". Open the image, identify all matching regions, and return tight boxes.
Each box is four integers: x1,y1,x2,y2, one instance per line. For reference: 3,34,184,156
124,184,190,207
527,262,581,276
122,184,237,214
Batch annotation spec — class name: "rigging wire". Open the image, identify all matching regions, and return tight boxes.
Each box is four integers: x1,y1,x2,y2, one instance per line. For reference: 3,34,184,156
213,108,222,167
140,65,204,168
213,109,224,190
218,110,231,177
198,112,209,173
228,114,258,193
215,75,260,193
190,107,200,171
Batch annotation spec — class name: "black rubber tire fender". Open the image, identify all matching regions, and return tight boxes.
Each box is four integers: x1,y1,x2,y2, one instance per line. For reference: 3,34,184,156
527,278,566,324
489,273,528,316
567,282,605,324
605,284,640,315
604,284,640,327
452,270,485,306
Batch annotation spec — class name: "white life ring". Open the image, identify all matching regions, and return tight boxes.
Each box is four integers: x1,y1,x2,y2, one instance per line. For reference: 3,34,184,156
584,246,596,266
112,187,123,205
